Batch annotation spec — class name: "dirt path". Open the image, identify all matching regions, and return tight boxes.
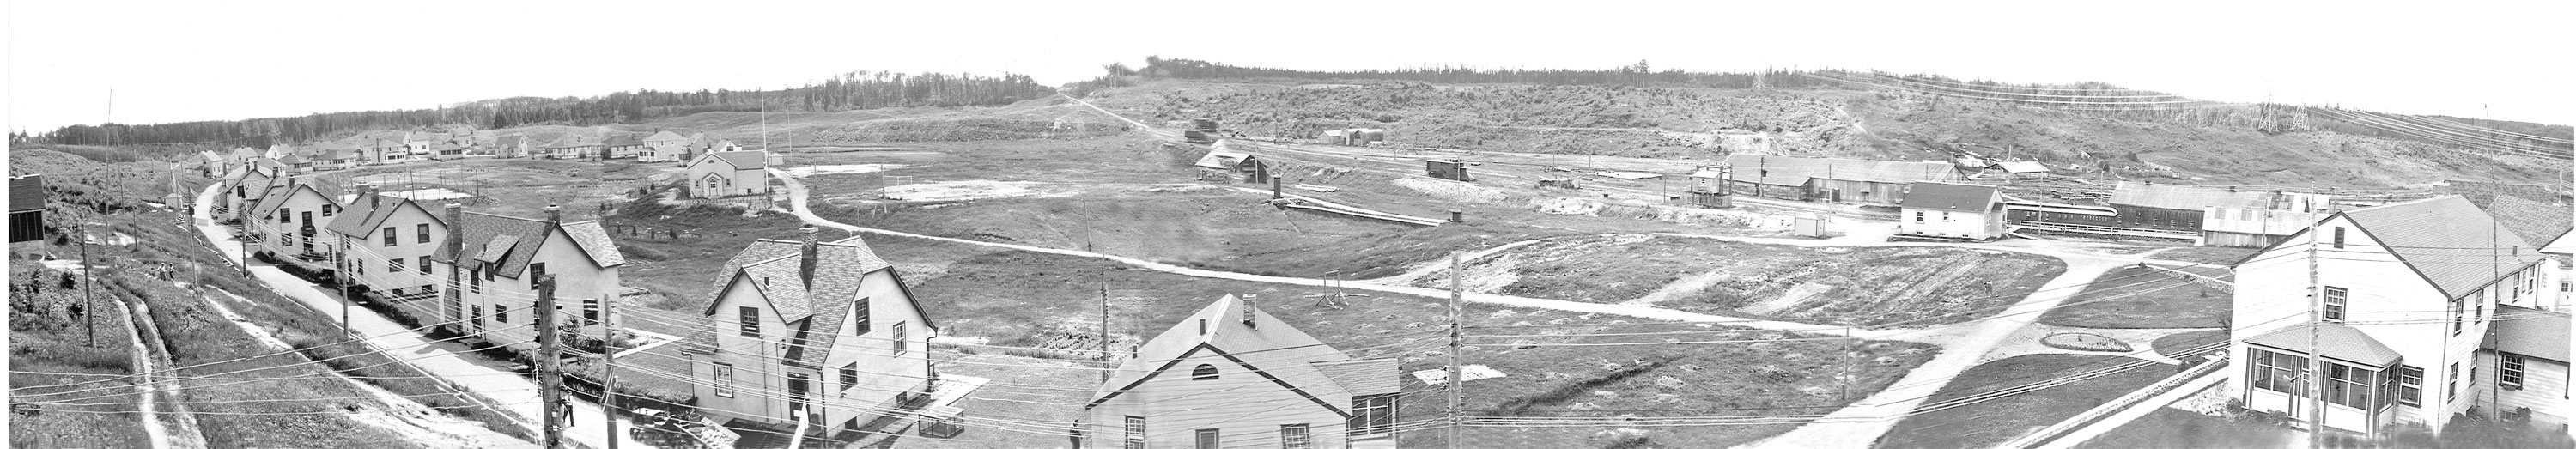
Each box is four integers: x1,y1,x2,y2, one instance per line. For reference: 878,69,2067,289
192,287,530,448
113,300,179,449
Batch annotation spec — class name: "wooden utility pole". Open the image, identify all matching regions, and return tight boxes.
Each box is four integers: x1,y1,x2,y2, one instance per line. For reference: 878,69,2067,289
1099,283,1112,384
2305,222,2324,448
81,223,94,348
604,292,619,449
538,275,566,448
1446,252,1466,449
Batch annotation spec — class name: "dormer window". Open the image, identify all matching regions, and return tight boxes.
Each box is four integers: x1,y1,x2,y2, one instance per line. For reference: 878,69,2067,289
1191,364,1218,380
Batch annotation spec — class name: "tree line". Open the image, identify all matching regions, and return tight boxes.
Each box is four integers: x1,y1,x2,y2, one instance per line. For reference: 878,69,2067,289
27,70,1056,147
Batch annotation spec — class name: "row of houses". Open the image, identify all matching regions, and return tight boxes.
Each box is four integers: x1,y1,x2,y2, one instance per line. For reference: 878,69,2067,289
198,130,746,179
208,134,778,203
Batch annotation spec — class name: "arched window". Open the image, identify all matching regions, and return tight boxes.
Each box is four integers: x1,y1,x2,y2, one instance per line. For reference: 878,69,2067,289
1191,364,1218,380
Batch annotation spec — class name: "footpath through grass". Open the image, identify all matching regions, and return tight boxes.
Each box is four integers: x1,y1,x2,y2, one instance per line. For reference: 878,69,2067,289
2038,265,2231,329
1876,354,2178,449
1422,234,2066,327
7,258,152,448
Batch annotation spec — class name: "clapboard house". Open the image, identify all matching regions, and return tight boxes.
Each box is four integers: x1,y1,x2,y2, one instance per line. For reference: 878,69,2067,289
1076,294,1400,449
1896,182,2004,240
432,206,623,348
682,226,938,436
329,184,450,302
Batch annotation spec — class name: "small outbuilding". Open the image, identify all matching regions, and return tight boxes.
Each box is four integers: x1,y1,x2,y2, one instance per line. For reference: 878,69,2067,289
1897,182,2005,241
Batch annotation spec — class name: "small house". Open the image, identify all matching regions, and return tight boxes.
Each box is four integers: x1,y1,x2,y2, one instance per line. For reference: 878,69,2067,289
1685,167,1733,208
1076,294,1400,449
601,135,643,160
243,178,345,264
275,153,313,174
641,130,691,162
1425,160,1473,182
540,135,597,160
1996,161,2050,179
685,150,771,198
682,226,937,436
431,206,623,348
1896,182,2004,240
492,135,529,159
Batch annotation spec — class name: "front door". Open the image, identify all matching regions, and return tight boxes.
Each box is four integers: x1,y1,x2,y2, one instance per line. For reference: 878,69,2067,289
787,373,812,423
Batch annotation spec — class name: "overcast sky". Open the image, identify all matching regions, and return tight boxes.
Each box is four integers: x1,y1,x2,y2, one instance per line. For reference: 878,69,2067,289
9,0,2571,135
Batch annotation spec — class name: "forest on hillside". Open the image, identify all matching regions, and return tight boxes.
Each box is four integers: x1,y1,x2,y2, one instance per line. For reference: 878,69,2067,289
23,71,1055,148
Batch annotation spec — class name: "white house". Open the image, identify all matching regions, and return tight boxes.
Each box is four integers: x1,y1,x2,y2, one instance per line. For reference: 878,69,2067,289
1896,182,2005,240
218,170,286,223
243,178,344,264
432,206,623,349
1076,294,1400,449
683,226,937,436
2227,196,2558,436
327,184,451,302
641,130,691,162
685,150,771,199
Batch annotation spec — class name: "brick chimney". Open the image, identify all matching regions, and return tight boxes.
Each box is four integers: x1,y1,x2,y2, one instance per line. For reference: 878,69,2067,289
443,203,463,253
544,204,561,224
799,225,820,287
1241,294,1257,328
358,182,380,209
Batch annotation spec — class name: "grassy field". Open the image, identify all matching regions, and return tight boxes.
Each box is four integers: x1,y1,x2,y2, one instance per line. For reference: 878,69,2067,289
7,258,153,449
2038,265,2232,329
2152,246,2260,266
1418,234,2066,327
2069,408,2297,449
319,157,671,219
1876,355,2178,449
2150,330,2229,362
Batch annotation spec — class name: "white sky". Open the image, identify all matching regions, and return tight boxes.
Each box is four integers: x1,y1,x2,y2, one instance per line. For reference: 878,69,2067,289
9,0,2571,134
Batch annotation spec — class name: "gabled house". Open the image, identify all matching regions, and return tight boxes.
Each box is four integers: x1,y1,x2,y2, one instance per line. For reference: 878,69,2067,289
243,178,345,264
328,184,451,301
642,130,691,162
264,144,295,161
685,150,771,199
2477,306,2569,428
431,206,623,349
1896,182,2004,240
540,135,597,161
364,138,409,165
315,147,359,171
1077,294,1400,449
429,142,469,160
197,150,229,178
2470,194,2576,312
218,170,286,222
686,132,742,161
405,132,448,155
2227,196,2560,436
275,153,313,174
493,135,529,159
601,135,643,160
683,226,937,434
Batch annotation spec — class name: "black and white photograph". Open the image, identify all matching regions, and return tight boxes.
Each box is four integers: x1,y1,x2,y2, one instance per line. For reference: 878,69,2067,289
4,1,2572,447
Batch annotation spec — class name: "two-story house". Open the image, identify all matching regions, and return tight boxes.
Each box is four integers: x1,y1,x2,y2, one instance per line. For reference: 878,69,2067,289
327,184,451,302
642,130,692,162
243,178,344,264
218,169,285,223
1077,294,1400,449
683,225,936,436
2228,196,2556,436
492,135,529,159
686,150,771,199
432,206,623,348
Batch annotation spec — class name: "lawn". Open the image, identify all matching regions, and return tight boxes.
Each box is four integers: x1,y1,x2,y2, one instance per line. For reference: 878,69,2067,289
2038,265,2232,329
2069,408,2297,449
1419,234,2067,327
2150,330,2229,362
604,195,817,312
2153,246,2260,267
1876,355,2177,449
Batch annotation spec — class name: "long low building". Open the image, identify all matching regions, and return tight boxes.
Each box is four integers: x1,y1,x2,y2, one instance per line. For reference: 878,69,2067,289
1721,155,1962,206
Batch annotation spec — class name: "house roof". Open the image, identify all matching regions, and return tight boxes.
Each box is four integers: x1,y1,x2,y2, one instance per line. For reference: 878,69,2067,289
2109,181,2274,210
1309,358,1400,396
198,151,226,162
645,130,689,143
2340,196,2549,299
1722,155,1961,184
698,150,769,170
249,180,345,217
1090,295,1392,415
601,135,642,147
432,142,466,152
2245,324,2403,367
495,135,525,148
371,138,406,149
2470,194,2573,249
2487,305,2570,362
326,194,439,238
1900,182,1998,213
1998,161,2050,173
431,211,623,276
319,149,359,161
682,235,914,367
1194,150,1251,170
9,175,43,213
231,147,261,158
541,135,592,149
276,154,308,165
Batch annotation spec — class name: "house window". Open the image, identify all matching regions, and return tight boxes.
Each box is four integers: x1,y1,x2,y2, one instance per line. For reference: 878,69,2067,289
853,298,871,335
279,208,292,223
840,363,859,391
469,269,482,293
1123,416,1145,449
1192,364,1218,380
739,306,762,337
1279,424,1312,449
2451,295,2466,335
893,321,908,355
1941,211,1952,222
1914,211,1925,223
2323,287,2348,323
1194,429,1218,449
300,210,313,226
389,258,404,273
382,228,398,246
495,305,508,325
714,362,736,398
2247,348,2306,397
2331,227,2345,249
2397,365,2422,406
416,223,430,244
418,256,431,274
529,263,547,289
1348,393,1396,437
2502,354,2526,389
2324,363,2378,409
2447,362,2459,399
582,298,598,325
471,305,483,325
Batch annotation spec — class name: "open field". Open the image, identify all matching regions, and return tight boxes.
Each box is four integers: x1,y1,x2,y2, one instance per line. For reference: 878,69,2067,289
2152,246,2261,266
8,258,153,449
2038,265,2232,329
1876,355,2177,449
1417,234,2065,327
319,157,671,218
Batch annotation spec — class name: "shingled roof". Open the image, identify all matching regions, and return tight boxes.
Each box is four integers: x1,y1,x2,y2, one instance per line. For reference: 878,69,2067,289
9,175,43,213
2245,324,2402,367
2472,194,2573,249
431,211,623,277
1089,295,1395,414
2488,305,2570,363
247,179,344,217
601,135,641,147
327,194,440,239
696,150,769,170
2339,197,2550,299
541,135,593,149
645,130,689,143
1900,182,1998,213
682,234,910,367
